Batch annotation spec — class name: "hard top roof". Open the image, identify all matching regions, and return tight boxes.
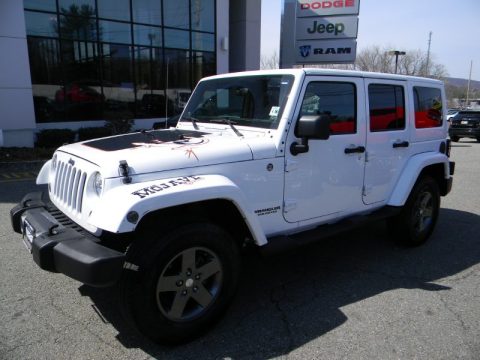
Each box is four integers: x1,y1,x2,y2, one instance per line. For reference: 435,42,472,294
205,68,443,84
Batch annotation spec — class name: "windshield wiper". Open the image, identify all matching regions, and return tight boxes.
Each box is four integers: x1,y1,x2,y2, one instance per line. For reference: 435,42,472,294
211,117,243,137
140,129,160,141
182,116,199,130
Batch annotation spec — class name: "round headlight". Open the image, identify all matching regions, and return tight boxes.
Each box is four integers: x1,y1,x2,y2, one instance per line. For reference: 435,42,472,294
93,172,103,196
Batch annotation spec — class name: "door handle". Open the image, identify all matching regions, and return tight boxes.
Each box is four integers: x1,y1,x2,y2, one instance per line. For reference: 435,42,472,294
392,141,409,148
344,146,366,154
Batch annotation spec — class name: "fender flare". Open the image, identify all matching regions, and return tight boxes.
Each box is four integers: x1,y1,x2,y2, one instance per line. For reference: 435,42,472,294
388,152,450,206
36,160,52,185
88,174,268,245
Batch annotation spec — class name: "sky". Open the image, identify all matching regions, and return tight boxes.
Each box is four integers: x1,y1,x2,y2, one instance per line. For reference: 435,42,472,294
260,0,480,81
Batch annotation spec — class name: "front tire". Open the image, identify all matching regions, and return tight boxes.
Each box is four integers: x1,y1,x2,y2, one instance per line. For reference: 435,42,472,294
120,223,241,344
450,136,460,142
388,176,440,247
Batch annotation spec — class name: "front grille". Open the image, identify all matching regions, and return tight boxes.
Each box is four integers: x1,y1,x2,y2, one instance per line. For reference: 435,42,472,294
51,160,87,214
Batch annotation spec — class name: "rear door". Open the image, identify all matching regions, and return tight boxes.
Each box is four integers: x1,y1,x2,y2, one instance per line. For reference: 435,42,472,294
363,79,410,205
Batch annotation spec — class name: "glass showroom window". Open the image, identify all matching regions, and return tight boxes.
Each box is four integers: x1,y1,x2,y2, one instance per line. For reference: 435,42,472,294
24,0,217,123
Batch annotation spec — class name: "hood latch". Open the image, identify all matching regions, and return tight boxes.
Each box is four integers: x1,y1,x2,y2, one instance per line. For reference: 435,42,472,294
119,160,132,184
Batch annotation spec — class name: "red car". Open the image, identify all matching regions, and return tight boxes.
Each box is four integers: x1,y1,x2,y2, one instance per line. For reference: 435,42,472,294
55,82,104,103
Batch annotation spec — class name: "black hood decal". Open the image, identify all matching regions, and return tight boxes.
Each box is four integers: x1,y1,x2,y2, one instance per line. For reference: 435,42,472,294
83,129,210,152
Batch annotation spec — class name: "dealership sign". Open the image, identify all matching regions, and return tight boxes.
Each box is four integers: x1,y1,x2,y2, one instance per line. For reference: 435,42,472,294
280,0,360,67
297,0,360,17
296,39,357,64
296,16,358,40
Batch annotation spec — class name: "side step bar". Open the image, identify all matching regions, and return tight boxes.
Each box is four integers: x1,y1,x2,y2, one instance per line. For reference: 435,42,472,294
261,206,401,255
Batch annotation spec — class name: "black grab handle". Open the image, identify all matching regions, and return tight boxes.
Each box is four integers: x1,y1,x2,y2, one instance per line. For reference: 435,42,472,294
344,146,366,154
392,141,409,148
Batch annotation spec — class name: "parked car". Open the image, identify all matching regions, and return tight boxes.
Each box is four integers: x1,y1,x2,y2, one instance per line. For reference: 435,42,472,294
55,82,104,104
54,81,105,120
448,110,480,142
446,108,460,122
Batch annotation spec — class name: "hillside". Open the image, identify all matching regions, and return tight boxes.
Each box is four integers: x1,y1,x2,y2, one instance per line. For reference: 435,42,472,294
445,77,480,91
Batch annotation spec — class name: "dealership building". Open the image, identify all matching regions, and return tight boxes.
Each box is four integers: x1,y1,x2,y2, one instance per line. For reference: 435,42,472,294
0,0,262,147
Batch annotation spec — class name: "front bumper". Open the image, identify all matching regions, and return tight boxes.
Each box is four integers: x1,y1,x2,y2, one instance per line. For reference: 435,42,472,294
10,192,125,287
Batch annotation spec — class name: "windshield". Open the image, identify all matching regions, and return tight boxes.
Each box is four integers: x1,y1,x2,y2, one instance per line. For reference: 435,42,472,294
180,75,295,129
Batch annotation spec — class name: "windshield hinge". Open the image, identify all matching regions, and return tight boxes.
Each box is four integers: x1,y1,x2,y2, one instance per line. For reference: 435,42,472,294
285,159,298,173
283,200,297,213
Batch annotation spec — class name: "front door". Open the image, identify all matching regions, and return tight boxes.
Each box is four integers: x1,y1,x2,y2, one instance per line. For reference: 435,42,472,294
283,76,366,223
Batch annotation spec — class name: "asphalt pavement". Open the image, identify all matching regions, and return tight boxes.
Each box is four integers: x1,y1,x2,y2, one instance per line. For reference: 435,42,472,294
1,141,479,359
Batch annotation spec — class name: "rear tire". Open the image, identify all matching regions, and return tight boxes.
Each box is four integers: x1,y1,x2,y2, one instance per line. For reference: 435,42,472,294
119,222,241,344
450,136,460,142
388,176,440,247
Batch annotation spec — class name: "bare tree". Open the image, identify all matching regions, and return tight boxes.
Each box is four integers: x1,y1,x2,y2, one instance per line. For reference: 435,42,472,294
270,45,448,79
355,45,392,73
355,46,448,79
260,51,279,70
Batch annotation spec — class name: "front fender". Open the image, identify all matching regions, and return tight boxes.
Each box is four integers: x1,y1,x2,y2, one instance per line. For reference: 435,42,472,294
88,174,267,245
388,152,450,206
36,160,52,185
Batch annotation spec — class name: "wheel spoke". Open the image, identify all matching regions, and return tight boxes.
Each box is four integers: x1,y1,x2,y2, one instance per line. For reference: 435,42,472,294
157,275,182,292
423,207,433,218
418,219,426,232
181,248,196,272
196,258,221,279
169,291,190,319
192,284,213,308
420,192,432,209
413,217,422,232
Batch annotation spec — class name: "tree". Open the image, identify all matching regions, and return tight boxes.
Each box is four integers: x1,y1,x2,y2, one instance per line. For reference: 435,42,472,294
355,46,448,79
58,4,98,41
278,45,448,80
260,51,279,70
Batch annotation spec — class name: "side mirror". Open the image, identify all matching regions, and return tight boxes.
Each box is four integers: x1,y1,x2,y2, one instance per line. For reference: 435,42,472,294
295,115,331,139
291,115,331,155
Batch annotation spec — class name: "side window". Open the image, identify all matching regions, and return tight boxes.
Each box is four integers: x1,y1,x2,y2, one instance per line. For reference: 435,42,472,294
368,84,405,132
414,86,443,128
300,82,356,135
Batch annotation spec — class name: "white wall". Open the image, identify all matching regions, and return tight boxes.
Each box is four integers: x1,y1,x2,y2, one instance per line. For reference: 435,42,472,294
216,0,229,74
0,0,36,147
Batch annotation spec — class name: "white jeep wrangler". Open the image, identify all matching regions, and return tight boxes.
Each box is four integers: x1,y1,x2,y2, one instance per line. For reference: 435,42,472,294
11,69,454,344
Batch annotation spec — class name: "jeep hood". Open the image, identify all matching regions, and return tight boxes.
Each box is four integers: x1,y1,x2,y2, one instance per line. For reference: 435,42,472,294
58,128,275,178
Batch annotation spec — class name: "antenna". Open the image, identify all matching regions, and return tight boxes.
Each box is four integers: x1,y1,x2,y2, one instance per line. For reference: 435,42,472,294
425,31,432,76
466,60,473,109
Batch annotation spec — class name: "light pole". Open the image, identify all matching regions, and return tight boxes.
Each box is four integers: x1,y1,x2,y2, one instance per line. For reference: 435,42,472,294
388,50,406,74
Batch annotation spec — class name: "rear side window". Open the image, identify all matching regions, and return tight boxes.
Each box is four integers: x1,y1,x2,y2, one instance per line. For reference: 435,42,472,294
368,84,405,132
300,82,356,135
414,87,443,128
